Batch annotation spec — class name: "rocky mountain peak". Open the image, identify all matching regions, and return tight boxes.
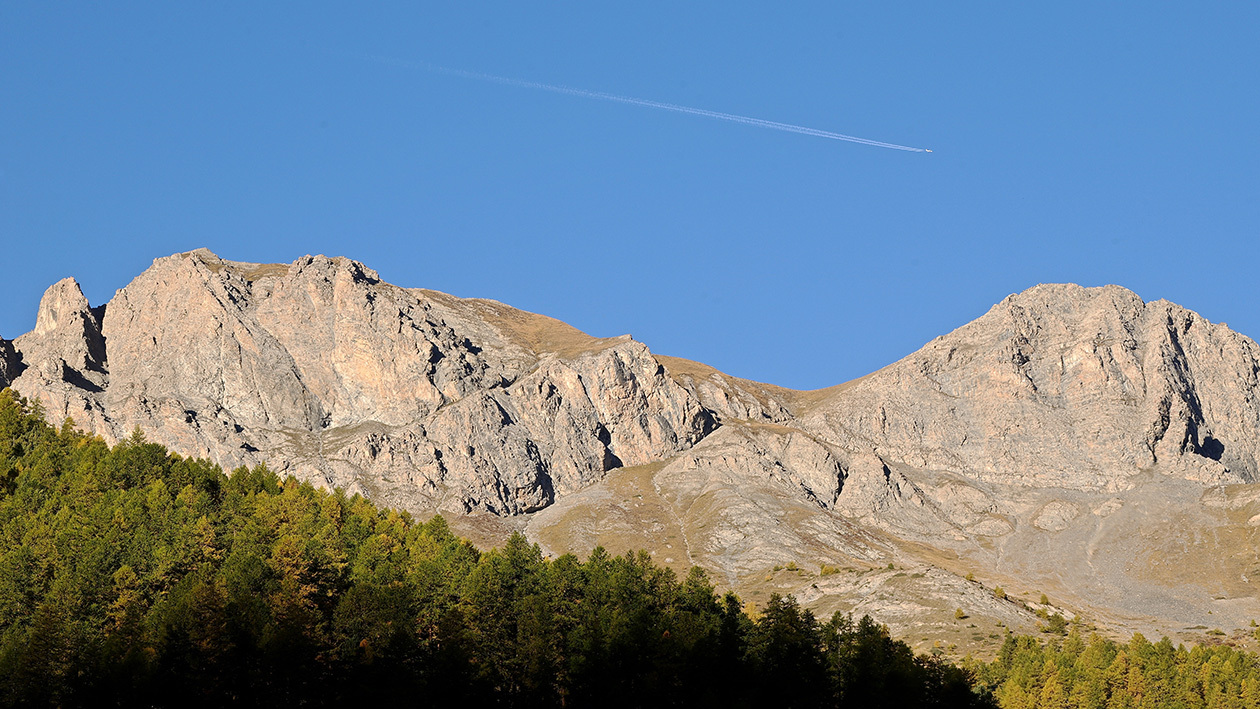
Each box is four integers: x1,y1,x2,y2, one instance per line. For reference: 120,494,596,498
12,276,105,393
804,283,1260,490
6,250,721,514
31,277,95,337
6,256,1260,642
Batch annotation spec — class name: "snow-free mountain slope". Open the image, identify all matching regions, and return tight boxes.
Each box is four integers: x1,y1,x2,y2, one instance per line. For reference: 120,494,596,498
803,283,1260,490
6,251,1260,653
8,250,716,514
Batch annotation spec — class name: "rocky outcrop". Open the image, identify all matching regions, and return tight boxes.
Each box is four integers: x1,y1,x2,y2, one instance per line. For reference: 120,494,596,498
9,250,716,514
9,255,1260,524
22,277,107,376
802,284,1260,491
8,278,110,430
9,261,1260,646
654,355,796,424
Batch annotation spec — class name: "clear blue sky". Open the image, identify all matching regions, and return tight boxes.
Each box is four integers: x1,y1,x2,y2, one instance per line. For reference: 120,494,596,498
3,3,1257,390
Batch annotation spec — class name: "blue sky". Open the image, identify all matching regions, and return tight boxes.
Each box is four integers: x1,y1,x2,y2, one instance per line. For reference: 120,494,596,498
2,3,1257,390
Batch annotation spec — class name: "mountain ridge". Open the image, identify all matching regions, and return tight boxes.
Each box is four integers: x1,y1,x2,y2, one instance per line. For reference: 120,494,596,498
4,248,1259,652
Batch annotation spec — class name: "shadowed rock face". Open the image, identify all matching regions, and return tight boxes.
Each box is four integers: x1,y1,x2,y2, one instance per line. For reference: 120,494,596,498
0,339,19,388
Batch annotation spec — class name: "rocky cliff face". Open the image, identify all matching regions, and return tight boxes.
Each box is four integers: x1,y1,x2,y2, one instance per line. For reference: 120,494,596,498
8,251,1260,647
802,284,1260,491
9,250,716,514
11,255,1260,513
7,277,109,428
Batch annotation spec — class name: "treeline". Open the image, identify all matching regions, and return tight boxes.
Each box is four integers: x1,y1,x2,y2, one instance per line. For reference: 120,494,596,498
0,389,986,707
969,631,1260,709
5,389,1260,708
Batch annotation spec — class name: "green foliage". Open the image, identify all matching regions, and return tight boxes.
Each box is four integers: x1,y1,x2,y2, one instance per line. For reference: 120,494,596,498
0,389,992,708
968,629,1260,709
1041,613,1068,635
826,613,984,708
994,586,1007,600
10,386,1260,709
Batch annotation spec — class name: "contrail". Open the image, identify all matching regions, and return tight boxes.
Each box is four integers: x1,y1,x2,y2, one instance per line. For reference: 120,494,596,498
362,54,931,153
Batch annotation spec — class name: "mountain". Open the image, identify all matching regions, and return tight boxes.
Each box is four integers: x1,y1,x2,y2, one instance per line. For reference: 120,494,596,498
3,250,728,515
804,283,1259,490
5,249,1259,655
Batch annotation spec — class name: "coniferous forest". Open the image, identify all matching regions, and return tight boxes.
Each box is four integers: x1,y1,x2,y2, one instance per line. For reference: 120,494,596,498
1,388,1258,708
972,630,1260,709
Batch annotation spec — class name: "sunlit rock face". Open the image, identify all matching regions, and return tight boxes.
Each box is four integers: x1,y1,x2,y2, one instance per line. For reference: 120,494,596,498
9,250,716,514
11,252,1260,643
11,255,1260,517
802,283,1260,491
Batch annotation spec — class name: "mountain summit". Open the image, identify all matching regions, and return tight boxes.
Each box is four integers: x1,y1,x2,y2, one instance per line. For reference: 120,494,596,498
803,283,1259,490
3,250,729,514
5,250,1259,649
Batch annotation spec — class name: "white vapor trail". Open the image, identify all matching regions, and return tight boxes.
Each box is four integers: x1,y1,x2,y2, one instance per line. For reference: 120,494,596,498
363,55,931,153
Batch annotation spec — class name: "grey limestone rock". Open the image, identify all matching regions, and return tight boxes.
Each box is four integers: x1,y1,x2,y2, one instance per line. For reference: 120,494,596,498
16,276,106,379
9,277,110,429
12,260,1260,522
11,254,1260,643
654,355,796,424
11,249,716,514
801,284,1260,491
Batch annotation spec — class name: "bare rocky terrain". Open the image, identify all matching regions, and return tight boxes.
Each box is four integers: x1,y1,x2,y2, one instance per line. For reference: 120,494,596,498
5,249,1259,657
